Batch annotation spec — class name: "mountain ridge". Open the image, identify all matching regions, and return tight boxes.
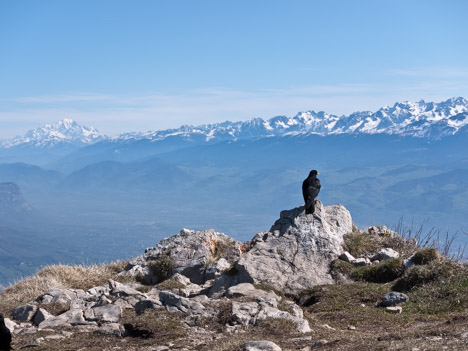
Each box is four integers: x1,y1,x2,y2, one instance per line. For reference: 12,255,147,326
1,97,467,150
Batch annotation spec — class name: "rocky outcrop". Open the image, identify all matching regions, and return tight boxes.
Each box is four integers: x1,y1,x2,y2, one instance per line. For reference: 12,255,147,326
6,201,357,342
234,201,353,294
124,228,243,285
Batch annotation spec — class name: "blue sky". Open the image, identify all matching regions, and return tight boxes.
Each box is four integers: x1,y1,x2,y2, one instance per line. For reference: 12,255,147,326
1,0,467,138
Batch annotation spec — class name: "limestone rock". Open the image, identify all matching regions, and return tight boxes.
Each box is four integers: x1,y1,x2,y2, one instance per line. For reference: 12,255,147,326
242,340,282,351
226,283,280,303
12,304,38,322
3,318,17,333
339,251,355,263
231,300,311,333
126,229,242,284
205,258,232,280
353,257,371,266
134,298,163,315
170,273,191,286
33,308,52,326
385,306,403,313
381,292,409,306
94,323,124,337
91,305,122,323
38,309,85,329
108,280,145,298
372,248,399,261
235,201,353,294
159,291,205,314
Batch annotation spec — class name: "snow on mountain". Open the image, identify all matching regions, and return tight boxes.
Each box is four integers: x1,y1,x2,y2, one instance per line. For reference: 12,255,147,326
1,97,467,149
0,119,107,148
114,97,468,143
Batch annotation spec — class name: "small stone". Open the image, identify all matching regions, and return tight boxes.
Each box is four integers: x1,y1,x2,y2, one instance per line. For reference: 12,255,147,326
348,325,356,330
427,336,443,341
381,291,409,306
360,304,366,307
320,324,335,330
353,258,371,266
338,251,355,263
372,248,399,261
45,334,66,340
385,306,402,314
242,340,282,351
153,346,170,351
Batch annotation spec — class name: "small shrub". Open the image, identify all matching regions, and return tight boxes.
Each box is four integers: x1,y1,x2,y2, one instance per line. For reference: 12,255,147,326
148,254,173,283
352,258,405,283
156,279,185,290
411,248,439,265
217,301,233,325
213,239,230,259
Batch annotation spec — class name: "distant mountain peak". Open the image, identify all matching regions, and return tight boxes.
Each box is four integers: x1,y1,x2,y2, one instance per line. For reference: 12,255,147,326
1,119,107,148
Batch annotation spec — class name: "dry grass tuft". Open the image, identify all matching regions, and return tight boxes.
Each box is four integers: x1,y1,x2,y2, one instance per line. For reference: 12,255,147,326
343,230,381,257
0,261,129,315
411,247,440,265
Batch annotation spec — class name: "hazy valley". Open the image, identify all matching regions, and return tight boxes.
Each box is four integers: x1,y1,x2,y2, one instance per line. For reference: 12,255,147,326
1,98,468,286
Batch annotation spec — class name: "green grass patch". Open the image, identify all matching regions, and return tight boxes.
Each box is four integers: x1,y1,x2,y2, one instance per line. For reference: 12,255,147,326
351,258,405,283
330,259,355,277
404,262,468,314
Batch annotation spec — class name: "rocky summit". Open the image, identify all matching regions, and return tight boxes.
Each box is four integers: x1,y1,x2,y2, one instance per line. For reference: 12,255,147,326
1,200,468,351
123,201,352,295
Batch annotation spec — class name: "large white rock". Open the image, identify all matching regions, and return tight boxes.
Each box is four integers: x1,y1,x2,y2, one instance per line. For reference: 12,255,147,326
232,300,311,333
126,229,243,284
236,201,353,294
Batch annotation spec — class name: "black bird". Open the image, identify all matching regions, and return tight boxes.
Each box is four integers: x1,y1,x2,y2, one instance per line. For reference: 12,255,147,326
302,170,321,215
0,313,12,351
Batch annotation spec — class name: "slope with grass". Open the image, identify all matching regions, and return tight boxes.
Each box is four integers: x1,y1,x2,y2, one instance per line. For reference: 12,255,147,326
0,208,467,351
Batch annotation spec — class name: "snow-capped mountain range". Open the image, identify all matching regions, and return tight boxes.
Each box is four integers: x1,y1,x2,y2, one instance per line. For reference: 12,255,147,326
2,97,467,148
